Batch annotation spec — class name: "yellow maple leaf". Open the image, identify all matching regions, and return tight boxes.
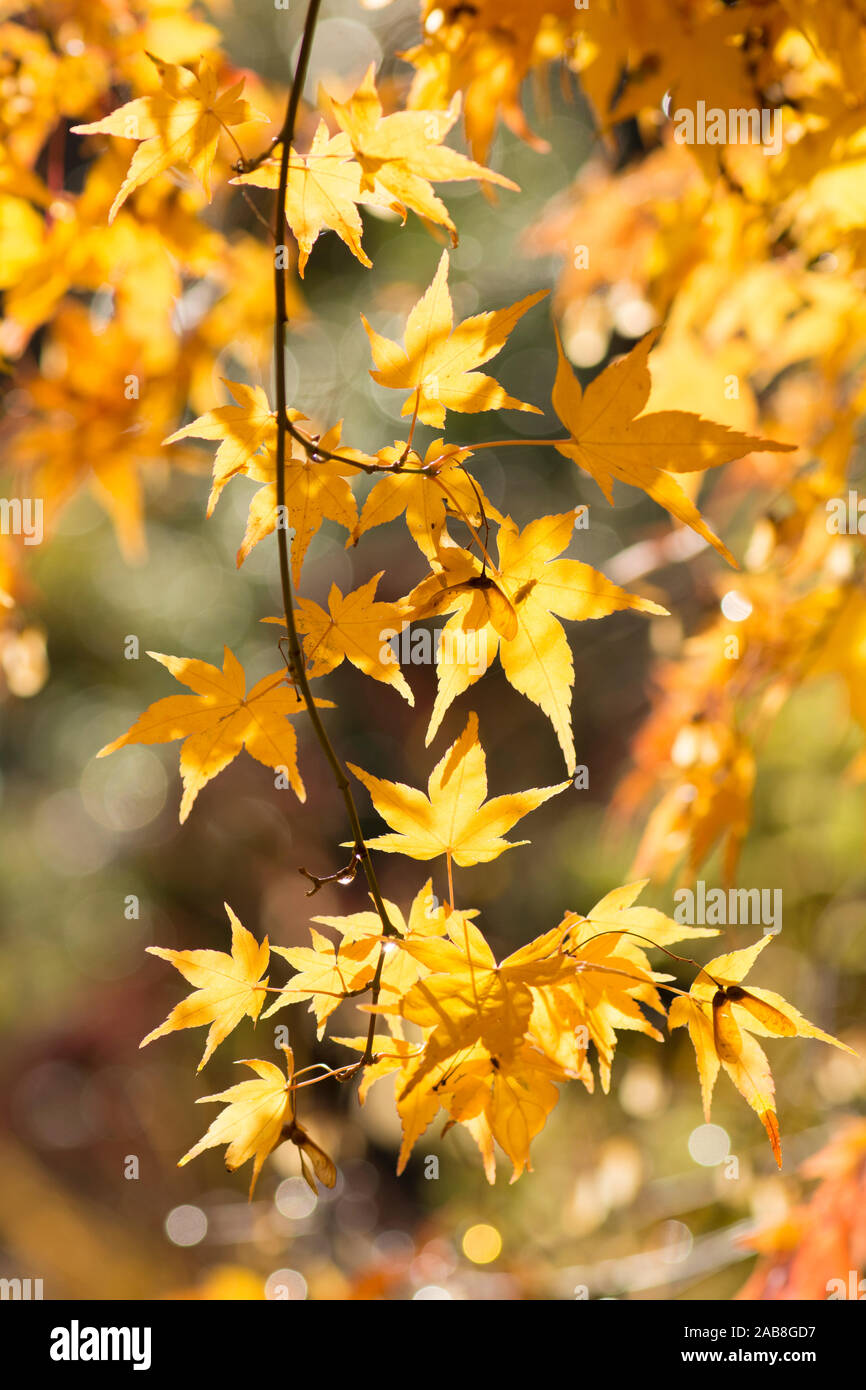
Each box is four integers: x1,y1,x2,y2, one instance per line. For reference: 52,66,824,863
72,55,266,222
312,879,450,951
236,422,360,581
98,647,332,821
669,936,856,1166
179,1046,335,1197
336,1024,445,1175
163,379,301,516
441,1041,563,1183
406,510,668,772
322,64,518,240
403,0,568,163
265,929,378,1037
141,904,269,1070
392,914,573,1091
377,923,569,1182
480,1043,563,1182
232,120,400,276
351,438,499,561
362,249,546,428
632,719,756,886
347,710,569,866
337,1023,559,1183
573,878,720,951
264,571,414,704
551,328,795,565
265,880,450,1035
605,3,765,142
6,304,184,561
164,395,359,579
528,879,718,1088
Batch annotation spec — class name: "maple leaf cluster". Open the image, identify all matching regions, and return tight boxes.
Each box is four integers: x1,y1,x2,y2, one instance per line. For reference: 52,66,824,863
0,0,860,1214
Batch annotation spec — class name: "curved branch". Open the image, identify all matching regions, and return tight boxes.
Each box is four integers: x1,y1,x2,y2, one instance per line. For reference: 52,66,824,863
267,0,398,1069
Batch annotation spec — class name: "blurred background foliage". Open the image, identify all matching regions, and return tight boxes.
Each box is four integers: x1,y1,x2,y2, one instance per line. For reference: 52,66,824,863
0,0,864,1300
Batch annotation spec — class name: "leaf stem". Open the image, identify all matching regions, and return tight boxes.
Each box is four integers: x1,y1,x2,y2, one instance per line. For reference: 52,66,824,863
400,386,422,460
468,438,568,451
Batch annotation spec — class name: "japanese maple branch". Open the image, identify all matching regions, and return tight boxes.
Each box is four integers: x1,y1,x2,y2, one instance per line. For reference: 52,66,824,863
265,0,396,1068
251,2,562,1071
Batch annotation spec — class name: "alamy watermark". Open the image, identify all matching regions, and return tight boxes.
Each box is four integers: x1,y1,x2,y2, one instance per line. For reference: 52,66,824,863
671,100,783,156
826,490,866,534
0,1275,43,1299
673,881,782,935
0,497,43,545
380,625,488,675
827,1271,866,1300
50,1321,151,1371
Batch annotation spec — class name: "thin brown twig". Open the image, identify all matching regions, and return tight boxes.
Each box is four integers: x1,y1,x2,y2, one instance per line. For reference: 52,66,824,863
261,0,398,1072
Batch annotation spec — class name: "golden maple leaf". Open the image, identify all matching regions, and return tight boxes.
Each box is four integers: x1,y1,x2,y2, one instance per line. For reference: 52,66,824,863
528,879,718,1088
551,328,795,565
72,55,266,222
141,904,269,1070
335,1023,446,1176
264,929,378,1037
264,572,414,704
347,710,569,866
179,1046,336,1197
6,304,185,562
235,421,360,581
322,64,518,240
98,647,332,820
264,880,449,1035
232,120,400,276
351,438,498,562
403,0,571,163
362,249,546,428
632,718,756,887
436,1039,563,1183
406,510,668,772
391,915,573,1091
162,379,295,516
165,395,359,580
602,3,764,132
337,1021,561,1184
669,936,855,1166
